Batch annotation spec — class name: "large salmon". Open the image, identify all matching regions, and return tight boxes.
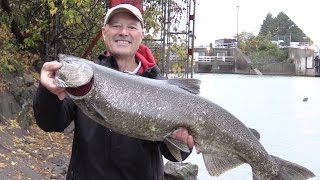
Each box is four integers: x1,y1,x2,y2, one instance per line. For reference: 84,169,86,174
53,54,315,179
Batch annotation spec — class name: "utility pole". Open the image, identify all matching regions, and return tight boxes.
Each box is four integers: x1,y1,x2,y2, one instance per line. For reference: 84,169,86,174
236,5,239,44
187,0,196,78
234,5,239,73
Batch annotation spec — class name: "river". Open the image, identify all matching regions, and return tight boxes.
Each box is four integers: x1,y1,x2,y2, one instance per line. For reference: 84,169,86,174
165,73,320,180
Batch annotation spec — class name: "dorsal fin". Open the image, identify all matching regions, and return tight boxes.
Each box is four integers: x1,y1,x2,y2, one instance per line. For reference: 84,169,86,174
249,128,260,140
167,78,201,94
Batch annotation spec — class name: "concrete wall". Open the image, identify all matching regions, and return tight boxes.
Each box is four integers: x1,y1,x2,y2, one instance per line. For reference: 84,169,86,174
194,46,319,76
289,48,315,76
260,63,295,75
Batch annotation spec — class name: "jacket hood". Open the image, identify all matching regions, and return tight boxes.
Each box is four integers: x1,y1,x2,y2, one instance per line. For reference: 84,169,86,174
135,44,157,74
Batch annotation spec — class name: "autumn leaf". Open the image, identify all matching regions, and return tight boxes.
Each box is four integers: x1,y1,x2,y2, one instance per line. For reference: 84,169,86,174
48,0,58,16
50,8,58,16
0,162,6,168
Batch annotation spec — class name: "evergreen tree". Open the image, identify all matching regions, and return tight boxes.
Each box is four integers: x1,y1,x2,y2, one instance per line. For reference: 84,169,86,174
259,13,277,36
259,11,308,44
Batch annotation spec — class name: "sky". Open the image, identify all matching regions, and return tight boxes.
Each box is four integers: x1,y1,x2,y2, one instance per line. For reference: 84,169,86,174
194,0,319,47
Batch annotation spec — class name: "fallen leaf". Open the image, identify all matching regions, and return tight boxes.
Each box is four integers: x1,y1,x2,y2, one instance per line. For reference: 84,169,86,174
0,162,6,168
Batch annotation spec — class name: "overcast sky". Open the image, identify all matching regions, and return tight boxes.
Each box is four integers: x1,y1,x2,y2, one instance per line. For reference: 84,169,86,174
194,0,319,47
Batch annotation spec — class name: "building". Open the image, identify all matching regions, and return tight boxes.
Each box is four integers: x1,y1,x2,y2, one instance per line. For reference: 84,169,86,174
215,38,238,48
193,43,238,73
193,41,320,76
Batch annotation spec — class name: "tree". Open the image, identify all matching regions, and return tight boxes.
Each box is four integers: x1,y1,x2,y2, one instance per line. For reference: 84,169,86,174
259,13,277,36
0,0,106,60
239,33,288,64
259,11,308,44
0,0,189,70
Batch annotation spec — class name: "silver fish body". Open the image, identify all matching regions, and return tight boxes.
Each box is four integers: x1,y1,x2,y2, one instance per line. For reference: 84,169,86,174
54,54,315,180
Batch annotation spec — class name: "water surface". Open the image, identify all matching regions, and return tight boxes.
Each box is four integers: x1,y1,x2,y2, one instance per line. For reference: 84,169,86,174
166,74,320,180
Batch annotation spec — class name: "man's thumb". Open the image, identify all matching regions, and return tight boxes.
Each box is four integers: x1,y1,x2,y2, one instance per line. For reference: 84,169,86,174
44,61,62,71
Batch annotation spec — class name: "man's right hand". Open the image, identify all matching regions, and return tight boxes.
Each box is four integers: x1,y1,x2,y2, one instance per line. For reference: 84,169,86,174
40,61,66,100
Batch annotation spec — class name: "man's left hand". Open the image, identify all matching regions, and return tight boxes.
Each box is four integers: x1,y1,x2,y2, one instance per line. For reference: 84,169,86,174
171,127,194,149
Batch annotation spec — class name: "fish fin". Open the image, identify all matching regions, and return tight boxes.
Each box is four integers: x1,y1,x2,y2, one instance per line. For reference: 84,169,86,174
89,101,114,126
252,173,259,180
164,140,183,162
248,128,260,140
164,135,191,162
167,78,201,94
254,155,315,180
80,100,110,126
202,152,244,176
164,136,190,153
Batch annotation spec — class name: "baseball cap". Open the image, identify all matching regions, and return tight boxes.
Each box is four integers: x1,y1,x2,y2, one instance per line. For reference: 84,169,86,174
104,4,144,28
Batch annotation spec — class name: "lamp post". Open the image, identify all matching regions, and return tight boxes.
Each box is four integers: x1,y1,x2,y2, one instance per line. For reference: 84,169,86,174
234,5,239,73
236,5,239,45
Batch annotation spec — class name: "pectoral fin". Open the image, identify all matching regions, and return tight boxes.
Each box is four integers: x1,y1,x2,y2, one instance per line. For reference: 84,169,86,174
202,151,244,176
164,136,190,153
164,134,190,162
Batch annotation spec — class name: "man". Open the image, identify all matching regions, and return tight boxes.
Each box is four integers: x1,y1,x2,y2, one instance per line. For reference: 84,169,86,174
33,4,194,180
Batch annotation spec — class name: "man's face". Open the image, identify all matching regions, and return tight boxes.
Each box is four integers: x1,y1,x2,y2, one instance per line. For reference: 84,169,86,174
102,12,144,58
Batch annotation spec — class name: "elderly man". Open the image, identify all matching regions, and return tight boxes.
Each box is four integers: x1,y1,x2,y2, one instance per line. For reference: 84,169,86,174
33,4,194,180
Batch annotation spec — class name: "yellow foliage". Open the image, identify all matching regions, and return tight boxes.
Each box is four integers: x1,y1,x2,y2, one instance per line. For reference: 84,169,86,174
50,7,58,16
0,25,40,77
48,0,58,16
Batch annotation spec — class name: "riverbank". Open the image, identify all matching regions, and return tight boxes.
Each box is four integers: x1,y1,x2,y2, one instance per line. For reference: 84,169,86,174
0,120,72,179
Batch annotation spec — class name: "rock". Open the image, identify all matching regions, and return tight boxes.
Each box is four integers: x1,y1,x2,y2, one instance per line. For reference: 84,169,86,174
0,91,21,121
51,164,68,179
48,155,69,179
48,155,68,179
164,161,198,180
0,72,36,128
24,74,34,87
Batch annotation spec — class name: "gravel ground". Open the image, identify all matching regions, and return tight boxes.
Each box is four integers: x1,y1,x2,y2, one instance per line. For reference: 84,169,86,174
0,120,72,180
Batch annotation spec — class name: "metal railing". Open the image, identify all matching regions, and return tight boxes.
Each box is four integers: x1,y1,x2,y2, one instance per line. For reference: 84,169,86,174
196,56,234,62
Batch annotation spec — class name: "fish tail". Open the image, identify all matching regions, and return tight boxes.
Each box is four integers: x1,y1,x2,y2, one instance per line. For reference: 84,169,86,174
253,155,315,180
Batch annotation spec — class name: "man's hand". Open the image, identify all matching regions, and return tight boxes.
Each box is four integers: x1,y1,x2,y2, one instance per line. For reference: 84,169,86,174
171,127,194,149
40,61,66,100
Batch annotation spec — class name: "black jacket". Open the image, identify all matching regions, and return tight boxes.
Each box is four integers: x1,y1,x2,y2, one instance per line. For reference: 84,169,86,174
33,55,191,180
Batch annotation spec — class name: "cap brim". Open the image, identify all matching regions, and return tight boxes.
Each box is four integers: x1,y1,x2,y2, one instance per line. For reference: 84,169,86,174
104,5,144,27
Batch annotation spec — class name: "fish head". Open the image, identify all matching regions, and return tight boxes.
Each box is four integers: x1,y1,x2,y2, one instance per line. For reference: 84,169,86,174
54,54,94,88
